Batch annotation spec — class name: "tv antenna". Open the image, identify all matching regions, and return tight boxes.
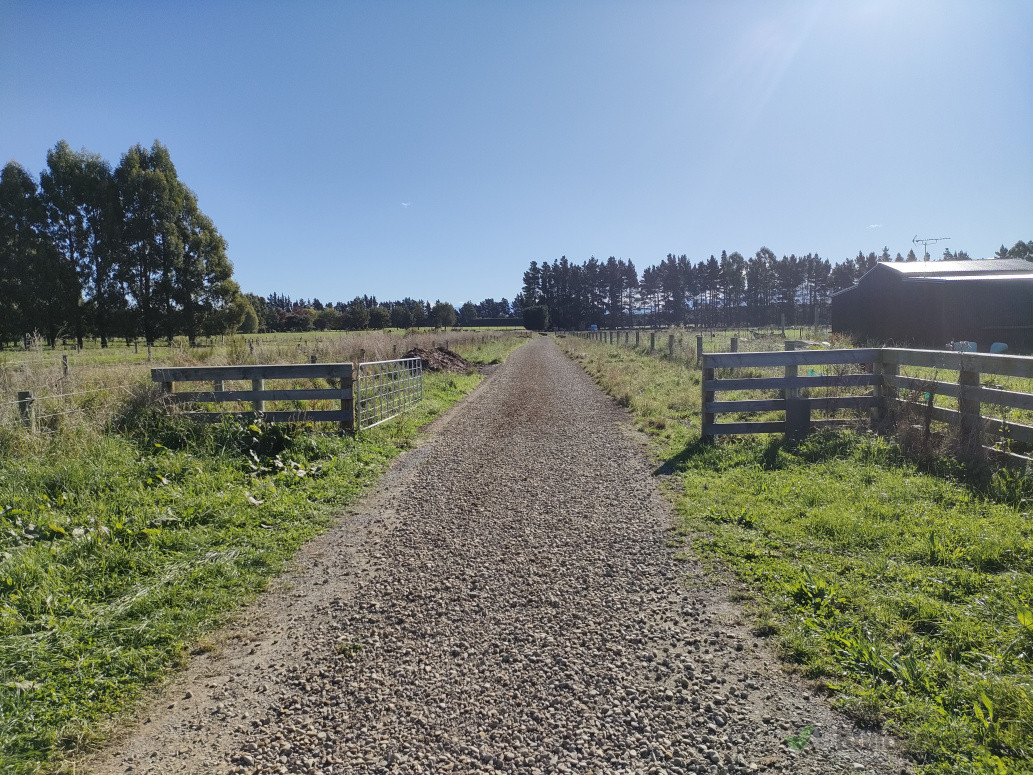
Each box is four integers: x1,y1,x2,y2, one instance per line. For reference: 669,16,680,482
912,234,950,260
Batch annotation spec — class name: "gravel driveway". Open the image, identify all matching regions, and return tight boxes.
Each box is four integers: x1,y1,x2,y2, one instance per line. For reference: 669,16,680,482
90,336,909,775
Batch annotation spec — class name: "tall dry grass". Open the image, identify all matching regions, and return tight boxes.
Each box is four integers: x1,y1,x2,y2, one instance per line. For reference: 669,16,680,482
0,330,523,440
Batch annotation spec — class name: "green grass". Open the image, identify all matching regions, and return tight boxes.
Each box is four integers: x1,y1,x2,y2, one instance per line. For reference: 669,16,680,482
0,337,523,773
558,335,1033,775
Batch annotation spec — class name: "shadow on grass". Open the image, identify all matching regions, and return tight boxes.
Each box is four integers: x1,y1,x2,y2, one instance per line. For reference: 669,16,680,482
654,427,1032,507
652,437,719,476
654,429,890,477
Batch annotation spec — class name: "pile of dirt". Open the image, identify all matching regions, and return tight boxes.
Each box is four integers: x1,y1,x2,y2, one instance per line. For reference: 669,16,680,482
405,346,474,373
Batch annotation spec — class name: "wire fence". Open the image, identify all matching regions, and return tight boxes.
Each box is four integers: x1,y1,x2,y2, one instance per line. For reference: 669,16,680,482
0,384,134,433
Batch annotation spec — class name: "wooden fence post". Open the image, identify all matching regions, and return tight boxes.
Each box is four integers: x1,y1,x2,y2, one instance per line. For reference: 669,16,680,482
958,355,982,455
62,355,69,378
649,333,655,353
784,340,799,400
701,360,714,443
873,350,897,428
252,379,264,413
635,330,640,347
783,341,811,439
730,336,738,353
696,335,704,363
17,391,34,431
342,363,355,432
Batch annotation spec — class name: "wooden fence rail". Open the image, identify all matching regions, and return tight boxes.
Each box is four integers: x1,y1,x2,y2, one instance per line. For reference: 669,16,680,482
151,362,356,429
702,346,1033,459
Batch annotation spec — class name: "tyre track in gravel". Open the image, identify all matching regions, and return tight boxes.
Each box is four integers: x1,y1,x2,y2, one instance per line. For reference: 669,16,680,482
90,336,910,775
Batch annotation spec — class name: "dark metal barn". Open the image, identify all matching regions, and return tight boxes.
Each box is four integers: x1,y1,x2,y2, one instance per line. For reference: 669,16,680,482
831,259,1033,352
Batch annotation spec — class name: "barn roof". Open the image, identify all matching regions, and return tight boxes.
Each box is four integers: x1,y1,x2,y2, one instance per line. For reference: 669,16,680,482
878,258,1033,276
908,272,1033,282
830,258,1033,297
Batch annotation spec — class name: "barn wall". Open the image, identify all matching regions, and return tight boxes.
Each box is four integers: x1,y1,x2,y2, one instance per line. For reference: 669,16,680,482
832,267,1033,352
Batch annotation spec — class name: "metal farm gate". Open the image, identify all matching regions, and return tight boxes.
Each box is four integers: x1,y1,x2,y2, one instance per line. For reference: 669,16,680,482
356,357,423,430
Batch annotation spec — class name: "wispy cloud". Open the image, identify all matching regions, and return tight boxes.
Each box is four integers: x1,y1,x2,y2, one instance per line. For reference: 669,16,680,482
866,223,882,230
401,202,412,208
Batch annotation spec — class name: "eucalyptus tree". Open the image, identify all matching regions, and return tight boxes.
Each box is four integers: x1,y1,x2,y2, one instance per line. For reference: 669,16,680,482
40,140,121,347
0,161,73,347
115,141,186,344
0,162,37,345
177,191,238,344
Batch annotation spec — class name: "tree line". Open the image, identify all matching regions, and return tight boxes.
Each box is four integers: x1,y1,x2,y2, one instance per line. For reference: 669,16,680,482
241,294,517,333
517,242,1032,330
0,140,246,349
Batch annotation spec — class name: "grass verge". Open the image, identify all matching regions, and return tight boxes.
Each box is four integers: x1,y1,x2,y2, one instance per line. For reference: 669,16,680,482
558,335,1033,775
0,337,523,773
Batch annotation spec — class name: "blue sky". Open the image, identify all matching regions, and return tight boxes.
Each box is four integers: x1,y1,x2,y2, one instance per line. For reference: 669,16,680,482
2,1,1031,306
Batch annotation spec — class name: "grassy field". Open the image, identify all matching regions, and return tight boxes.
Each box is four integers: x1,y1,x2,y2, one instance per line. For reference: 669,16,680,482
0,335,525,774
557,334,1033,775
0,329,522,435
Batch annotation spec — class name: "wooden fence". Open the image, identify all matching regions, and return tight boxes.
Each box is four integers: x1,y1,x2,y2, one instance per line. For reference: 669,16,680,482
702,346,1033,459
150,358,423,431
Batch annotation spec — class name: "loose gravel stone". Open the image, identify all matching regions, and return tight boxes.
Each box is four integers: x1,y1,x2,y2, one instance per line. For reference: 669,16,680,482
88,337,911,775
